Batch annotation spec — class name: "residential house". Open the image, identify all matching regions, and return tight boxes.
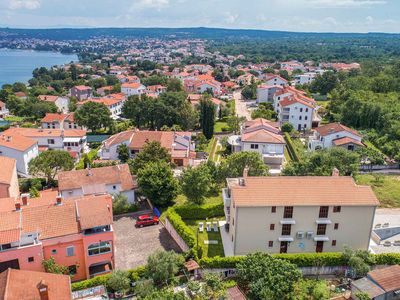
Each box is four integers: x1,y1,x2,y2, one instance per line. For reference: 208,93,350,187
0,157,19,198
0,194,114,280
58,164,136,203
273,86,319,131
14,92,27,99
98,130,195,167
308,123,364,151
82,97,124,120
228,118,285,173
38,95,70,113
187,94,225,117
0,101,9,119
146,85,167,96
121,82,146,96
96,85,113,96
2,128,87,160
222,172,379,256
0,268,72,300
280,61,306,72
351,265,400,300
41,113,82,130
256,85,283,104
292,72,318,85
70,86,93,101
0,133,38,176
262,74,288,87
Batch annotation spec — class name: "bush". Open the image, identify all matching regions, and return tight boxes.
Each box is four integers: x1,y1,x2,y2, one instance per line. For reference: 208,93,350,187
284,132,300,162
166,208,196,248
281,122,294,133
112,193,138,215
174,203,224,220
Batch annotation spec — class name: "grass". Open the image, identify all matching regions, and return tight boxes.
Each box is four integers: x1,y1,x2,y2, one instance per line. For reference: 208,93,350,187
75,148,99,170
291,137,308,160
205,137,215,154
355,174,400,207
184,219,225,257
175,193,223,206
5,116,26,123
214,121,229,133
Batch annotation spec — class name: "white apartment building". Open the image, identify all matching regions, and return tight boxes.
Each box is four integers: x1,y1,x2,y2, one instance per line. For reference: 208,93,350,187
228,119,285,174
222,174,379,256
121,83,146,96
308,123,364,151
38,95,70,113
0,134,39,176
262,74,288,87
41,113,82,130
256,85,282,104
292,72,317,85
0,101,9,119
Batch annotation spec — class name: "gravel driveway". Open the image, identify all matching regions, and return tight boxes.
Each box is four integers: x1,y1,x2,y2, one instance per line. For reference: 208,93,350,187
113,215,181,270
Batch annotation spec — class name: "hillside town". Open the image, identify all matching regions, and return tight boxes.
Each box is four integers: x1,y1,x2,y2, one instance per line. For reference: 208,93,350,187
0,29,400,300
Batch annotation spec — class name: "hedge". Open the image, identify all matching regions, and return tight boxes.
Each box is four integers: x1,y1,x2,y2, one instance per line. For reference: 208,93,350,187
166,208,196,248
71,266,146,291
284,132,300,162
174,202,225,220
199,253,400,269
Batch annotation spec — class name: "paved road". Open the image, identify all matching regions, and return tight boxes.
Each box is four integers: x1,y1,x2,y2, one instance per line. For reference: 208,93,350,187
233,90,251,120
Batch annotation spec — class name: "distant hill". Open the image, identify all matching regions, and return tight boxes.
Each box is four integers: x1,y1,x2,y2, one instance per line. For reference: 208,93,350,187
0,27,398,41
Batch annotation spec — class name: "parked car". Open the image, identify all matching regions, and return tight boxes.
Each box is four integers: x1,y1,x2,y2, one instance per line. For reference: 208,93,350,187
135,215,159,227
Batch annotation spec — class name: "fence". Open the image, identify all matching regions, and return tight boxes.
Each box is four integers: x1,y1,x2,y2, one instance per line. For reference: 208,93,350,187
164,218,190,252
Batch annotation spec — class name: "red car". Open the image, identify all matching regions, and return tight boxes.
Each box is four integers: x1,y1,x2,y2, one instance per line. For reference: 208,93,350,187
135,215,159,227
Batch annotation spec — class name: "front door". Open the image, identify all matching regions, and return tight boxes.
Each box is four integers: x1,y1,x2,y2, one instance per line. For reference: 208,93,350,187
316,241,324,253
280,241,288,253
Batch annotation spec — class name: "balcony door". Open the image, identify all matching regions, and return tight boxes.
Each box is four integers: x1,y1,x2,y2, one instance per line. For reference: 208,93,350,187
316,241,324,253
280,241,288,253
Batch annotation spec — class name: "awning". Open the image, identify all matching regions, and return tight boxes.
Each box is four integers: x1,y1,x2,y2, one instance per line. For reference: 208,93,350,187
63,137,81,143
278,237,294,242
313,236,329,242
280,220,296,225
316,219,332,225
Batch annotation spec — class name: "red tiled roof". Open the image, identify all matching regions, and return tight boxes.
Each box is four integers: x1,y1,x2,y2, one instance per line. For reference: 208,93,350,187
41,113,67,123
38,95,59,102
0,133,37,152
315,123,362,138
332,136,364,147
0,156,16,186
368,265,400,292
74,85,91,91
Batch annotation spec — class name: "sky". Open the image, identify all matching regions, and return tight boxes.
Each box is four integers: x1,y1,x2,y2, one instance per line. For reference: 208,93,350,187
0,0,399,33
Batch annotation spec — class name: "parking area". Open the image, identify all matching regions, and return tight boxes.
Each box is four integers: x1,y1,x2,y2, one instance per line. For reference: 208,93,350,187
113,215,181,270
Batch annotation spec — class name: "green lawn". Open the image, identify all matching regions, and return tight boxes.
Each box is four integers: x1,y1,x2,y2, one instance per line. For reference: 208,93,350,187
75,148,99,170
175,193,223,206
214,121,229,133
5,116,25,122
205,137,215,154
184,219,225,257
355,174,400,207
291,137,308,160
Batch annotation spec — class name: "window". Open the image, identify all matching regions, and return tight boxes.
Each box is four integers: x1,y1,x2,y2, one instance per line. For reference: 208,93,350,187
88,241,112,256
305,116,308,120
334,223,339,230
271,206,276,213
250,144,259,149
332,240,337,246
28,257,34,262
112,185,117,190
268,241,274,247
317,224,327,235
319,206,329,218
300,108,303,112
281,224,292,236
47,139,55,145
305,108,309,112
270,224,275,230
283,206,293,218
333,206,341,213
231,235,233,242
299,116,302,120
66,246,75,257
51,249,57,255
68,265,77,275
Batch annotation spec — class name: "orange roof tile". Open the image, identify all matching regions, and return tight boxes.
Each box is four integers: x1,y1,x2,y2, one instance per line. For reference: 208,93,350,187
231,176,379,207
0,156,16,186
368,265,400,292
121,82,143,89
41,113,68,123
315,123,362,138
332,137,364,147
0,133,37,152
0,268,71,300
38,95,59,102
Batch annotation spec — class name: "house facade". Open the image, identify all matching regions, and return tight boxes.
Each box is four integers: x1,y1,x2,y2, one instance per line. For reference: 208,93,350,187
222,173,378,256
308,122,364,151
121,83,146,96
0,100,9,119
58,164,136,203
0,133,39,176
0,157,20,198
228,119,285,174
38,95,70,113
70,86,93,101
0,194,114,281
256,85,283,104
41,113,82,130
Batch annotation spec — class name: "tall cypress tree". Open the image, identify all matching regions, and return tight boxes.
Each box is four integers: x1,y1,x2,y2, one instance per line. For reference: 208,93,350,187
200,95,216,140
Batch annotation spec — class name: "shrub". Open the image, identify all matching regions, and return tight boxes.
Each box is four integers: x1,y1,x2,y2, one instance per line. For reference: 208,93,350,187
166,208,196,248
284,132,300,162
112,193,138,215
106,270,131,293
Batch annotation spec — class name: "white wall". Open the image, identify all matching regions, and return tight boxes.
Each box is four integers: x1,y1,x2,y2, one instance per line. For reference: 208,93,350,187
279,103,313,131
242,142,284,155
0,144,38,175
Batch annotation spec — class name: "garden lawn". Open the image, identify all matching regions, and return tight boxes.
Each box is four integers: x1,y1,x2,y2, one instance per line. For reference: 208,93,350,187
75,148,99,170
184,219,225,257
214,121,229,133
291,137,308,160
355,174,400,208
175,193,223,206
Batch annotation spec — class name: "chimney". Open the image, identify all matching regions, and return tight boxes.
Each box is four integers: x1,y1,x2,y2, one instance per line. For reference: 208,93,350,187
15,202,21,211
37,280,49,300
21,193,29,206
56,195,63,205
332,167,340,177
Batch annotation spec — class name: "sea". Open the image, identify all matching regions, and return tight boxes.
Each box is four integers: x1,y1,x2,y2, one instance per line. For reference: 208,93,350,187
0,49,78,87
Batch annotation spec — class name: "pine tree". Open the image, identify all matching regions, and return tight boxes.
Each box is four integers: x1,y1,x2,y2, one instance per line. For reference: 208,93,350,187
200,96,216,140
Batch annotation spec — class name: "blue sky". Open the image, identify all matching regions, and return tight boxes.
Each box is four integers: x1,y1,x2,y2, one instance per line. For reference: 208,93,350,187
0,0,398,33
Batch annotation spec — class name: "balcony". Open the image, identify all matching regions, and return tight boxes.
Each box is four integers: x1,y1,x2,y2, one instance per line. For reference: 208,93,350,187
83,225,112,236
222,188,231,222
316,219,332,225
313,236,329,242
280,219,296,225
